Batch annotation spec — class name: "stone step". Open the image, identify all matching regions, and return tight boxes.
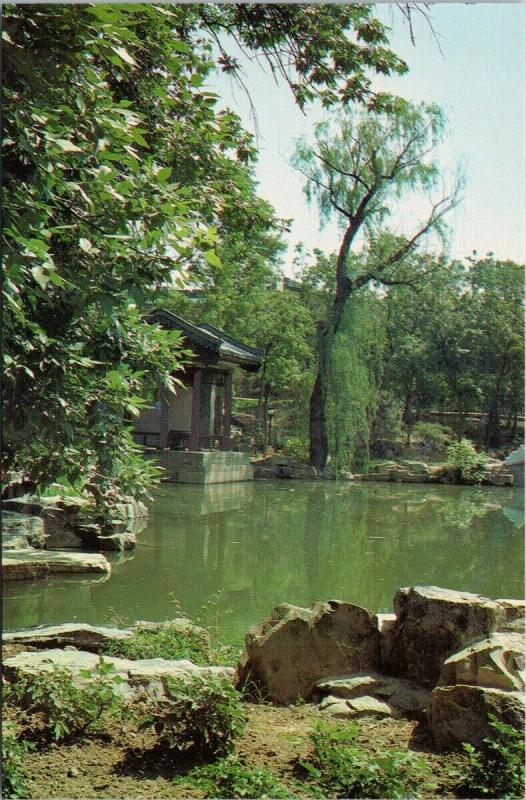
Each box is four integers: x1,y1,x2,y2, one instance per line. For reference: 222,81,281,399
2,550,111,581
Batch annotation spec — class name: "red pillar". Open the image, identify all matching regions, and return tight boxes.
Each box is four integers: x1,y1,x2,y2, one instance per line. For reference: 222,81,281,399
221,371,232,451
189,369,202,450
159,389,169,448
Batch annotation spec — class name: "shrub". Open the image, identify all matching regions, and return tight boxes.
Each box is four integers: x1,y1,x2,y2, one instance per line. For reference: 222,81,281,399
413,421,452,451
459,715,525,799
176,756,289,798
142,676,245,758
104,622,210,664
1,733,34,799
8,657,126,741
301,720,430,799
446,438,488,482
281,436,309,463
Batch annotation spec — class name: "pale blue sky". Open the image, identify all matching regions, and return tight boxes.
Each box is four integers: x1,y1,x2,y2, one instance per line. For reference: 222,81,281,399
211,3,525,274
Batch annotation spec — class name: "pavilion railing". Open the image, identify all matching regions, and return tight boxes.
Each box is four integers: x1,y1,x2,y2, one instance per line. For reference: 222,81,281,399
134,430,225,450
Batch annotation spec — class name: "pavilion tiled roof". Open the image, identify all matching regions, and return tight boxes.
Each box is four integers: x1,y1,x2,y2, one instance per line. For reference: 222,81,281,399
144,308,263,372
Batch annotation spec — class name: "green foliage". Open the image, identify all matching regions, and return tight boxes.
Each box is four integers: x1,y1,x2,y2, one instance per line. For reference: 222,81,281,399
103,622,210,665
384,256,524,447
8,657,125,741
446,438,488,482
459,715,525,799
4,3,407,503
301,720,431,799
294,99,451,238
413,422,452,451
176,756,289,798
1,733,34,799
293,98,461,469
324,292,385,472
142,676,245,758
281,437,310,464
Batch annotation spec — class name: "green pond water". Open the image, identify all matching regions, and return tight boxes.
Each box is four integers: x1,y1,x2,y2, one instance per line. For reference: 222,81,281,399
3,481,524,640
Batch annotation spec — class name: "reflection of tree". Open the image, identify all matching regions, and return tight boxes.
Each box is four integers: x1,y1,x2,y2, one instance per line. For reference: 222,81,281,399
302,487,324,595
440,487,502,529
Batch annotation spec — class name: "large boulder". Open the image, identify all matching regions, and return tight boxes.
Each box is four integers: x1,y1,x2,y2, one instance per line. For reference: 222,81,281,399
438,632,525,692
3,649,233,702
236,600,381,704
388,586,503,687
429,684,525,750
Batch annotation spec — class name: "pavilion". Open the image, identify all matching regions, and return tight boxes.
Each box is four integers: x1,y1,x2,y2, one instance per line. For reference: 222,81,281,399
133,309,262,483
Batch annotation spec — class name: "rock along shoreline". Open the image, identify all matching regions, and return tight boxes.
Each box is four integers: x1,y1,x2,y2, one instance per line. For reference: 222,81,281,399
4,585,524,751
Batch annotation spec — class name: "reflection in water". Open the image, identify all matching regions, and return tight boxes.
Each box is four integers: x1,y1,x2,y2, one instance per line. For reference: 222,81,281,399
3,481,524,639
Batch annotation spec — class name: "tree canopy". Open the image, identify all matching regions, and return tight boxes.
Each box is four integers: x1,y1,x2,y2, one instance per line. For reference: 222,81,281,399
3,3,411,516
293,100,462,469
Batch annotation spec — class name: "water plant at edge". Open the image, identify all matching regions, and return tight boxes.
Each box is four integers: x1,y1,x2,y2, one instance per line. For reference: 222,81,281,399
300,719,432,799
141,675,245,758
458,714,525,799
446,438,488,482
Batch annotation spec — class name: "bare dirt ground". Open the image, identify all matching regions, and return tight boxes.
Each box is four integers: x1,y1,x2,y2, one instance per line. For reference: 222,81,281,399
5,699,467,799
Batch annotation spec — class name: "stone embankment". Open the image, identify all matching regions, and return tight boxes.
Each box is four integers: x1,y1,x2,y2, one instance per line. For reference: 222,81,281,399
3,586,524,751
1,493,147,553
237,586,525,749
356,459,515,486
252,455,515,486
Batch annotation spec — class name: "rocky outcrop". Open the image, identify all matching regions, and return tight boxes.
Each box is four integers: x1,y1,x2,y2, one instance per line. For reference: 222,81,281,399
429,684,525,750
425,607,525,749
3,649,233,702
353,461,432,484
237,600,381,704
314,671,432,719
437,632,525,692
319,694,393,719
495,598,525,633
2,618,210,654
2,512,47,550
2,623,131,650
252,455,317,480
253,453,517,485
388,586,503,687
1,494,147,552
352,458,515,486
2,550,111,581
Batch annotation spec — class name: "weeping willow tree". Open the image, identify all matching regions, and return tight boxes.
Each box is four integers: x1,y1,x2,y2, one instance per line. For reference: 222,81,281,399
324,291,385,473
293,99,463,470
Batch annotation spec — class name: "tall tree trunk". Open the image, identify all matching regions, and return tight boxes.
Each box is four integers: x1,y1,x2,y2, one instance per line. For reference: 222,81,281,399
485,405,501,448
262,385,269,455
309,368,329,470
485,367,505,447
402,389,414,447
